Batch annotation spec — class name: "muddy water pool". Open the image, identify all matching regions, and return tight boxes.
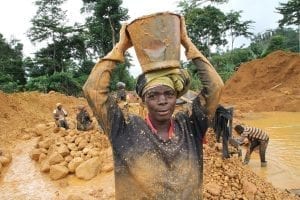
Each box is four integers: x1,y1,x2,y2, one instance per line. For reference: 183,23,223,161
0,138,114,200
242,112,300,190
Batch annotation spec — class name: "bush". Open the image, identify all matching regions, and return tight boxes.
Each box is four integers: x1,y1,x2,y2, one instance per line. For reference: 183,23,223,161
0,81,19,93
262,35,285,57
25,75,49,93
0,73,20,93
211,48,254,82
25,72,82,96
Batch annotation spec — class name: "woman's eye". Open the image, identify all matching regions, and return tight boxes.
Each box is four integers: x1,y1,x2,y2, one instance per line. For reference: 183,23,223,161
165,91,176,97
146,93,155,99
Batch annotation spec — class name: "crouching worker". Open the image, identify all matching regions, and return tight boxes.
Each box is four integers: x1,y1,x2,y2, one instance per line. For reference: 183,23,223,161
53,103,69,129
76,105,94,131
234,124,269,167
116,81,127,102
83,13,223,200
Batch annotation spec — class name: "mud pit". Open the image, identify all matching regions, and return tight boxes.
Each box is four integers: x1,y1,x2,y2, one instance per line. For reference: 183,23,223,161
0,51,299,199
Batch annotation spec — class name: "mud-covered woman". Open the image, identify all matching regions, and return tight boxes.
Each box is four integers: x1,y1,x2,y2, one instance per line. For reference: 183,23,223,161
83,13,224,200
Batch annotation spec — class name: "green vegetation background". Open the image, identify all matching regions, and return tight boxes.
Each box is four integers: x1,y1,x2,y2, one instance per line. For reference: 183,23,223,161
0,0,299,95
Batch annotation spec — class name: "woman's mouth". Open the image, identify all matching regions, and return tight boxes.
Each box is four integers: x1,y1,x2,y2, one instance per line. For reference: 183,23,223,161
157,110,170,116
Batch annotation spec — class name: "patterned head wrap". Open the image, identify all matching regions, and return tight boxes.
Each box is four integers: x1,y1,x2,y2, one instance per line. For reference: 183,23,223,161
136,68,190,98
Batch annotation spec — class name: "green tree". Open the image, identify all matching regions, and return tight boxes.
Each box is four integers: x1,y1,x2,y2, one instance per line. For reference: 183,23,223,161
178,1,253,56
0,34,26,92
276,0,300,27
276,0,300,52
81,0,135,90
26,0,93,96
81,0,129,56
67,30,91,68
28,0,75,73
250,28,299,57
178,0,228,10
0,73,19,93
28,0,68,42
225,11,254,51
178,0,254,86
211,48,254,82
278,27,299,52
180,4,227,56
262,35,285,57
26,36,79,77
25,72,82,96
25,75,49,93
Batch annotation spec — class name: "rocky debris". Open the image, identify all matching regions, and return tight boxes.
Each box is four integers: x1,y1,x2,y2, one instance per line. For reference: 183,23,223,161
206,182,222,196
203,130,299,200
30,127,111,180
75,157,101,180
49,164,69,180
68,157,84,173
27,121,300,199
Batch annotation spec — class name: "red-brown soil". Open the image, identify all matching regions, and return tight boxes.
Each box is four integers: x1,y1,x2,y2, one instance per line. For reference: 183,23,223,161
221,50,300,113
0,50,299,199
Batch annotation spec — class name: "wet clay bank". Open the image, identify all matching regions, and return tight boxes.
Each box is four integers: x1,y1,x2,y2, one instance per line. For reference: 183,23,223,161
221,50,300,112
0,50,299,199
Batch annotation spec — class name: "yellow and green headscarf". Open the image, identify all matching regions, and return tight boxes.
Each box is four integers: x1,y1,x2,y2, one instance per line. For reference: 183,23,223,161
136,68,191,98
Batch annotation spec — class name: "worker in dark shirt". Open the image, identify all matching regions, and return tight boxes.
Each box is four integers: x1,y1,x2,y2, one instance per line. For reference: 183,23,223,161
83,13,224,200
116,81,127,102
76,105,94,131
235,124,269,167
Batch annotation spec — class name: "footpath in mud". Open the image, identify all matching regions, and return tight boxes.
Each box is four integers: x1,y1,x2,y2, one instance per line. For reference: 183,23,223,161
0,50,299,199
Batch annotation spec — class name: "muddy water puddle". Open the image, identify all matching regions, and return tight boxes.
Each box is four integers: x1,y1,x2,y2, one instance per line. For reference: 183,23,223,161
0,138,114,200
242,112,300,190
0,139,57,200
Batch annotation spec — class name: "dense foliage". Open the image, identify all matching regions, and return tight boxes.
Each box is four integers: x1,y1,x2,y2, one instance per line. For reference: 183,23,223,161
25,72,82,96
0,0,298,94
276,0,300,27
0,34,26,92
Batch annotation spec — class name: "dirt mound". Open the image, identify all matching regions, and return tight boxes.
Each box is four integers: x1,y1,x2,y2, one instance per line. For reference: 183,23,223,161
221,50,300,112
0,91,88,148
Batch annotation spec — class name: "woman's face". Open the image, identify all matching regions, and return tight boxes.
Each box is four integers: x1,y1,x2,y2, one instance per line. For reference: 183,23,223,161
144,85,177,124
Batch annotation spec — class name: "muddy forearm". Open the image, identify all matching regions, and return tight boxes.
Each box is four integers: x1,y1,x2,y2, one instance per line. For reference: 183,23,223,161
83,60,116,133
193,58,224,119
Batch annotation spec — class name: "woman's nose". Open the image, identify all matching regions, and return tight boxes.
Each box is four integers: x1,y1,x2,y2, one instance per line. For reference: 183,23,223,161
157,94,167,104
